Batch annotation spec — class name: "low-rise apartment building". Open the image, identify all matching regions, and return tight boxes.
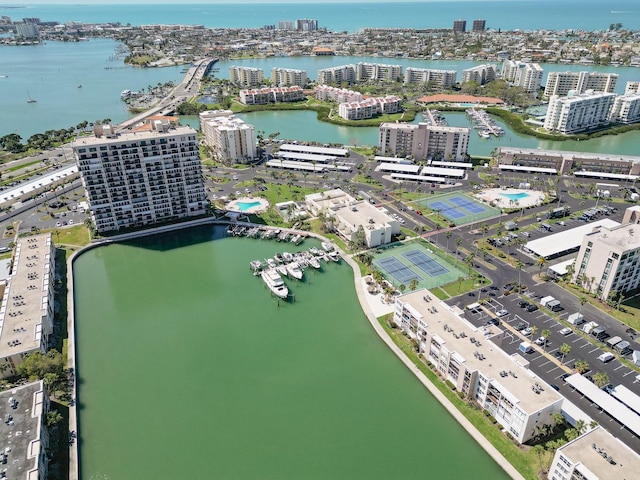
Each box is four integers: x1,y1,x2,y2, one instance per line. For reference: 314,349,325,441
501,60,543,96
544,71,618,97
403,67,457,89
305,189,399,247
548,426,640,480
271,67,308,87
199,110,257,164
74,123,207,233
229,66,264,87
239,86,304,105
0,234,54,378
314,85,363,103
379,123,470,161
394,290,563,444
318,63,402,85
338,95,401,120
461,64,496,85
573,222,640,301
544,91,616,134
317,65,357,85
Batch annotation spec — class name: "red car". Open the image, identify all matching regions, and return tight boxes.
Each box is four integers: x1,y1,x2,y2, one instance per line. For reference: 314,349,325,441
415,211,422,215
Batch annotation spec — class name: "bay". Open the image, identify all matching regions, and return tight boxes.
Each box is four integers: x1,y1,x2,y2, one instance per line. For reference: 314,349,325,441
5,1,640,32
73,226,510,479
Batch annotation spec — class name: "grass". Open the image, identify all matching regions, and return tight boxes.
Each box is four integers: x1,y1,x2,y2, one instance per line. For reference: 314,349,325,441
441,275,489,297
4,159,42,172
377,315,539,480
51,225,91,247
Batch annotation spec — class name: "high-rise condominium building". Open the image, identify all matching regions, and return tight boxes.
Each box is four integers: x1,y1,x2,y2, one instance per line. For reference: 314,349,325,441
461,64,496,85
403,68,457,88
544,91,616,133
472,19,486,32
15,22,39,38
609,93,640,124
74,123,207,233
199,110,257,164
379,123,470,161
228,66,264,87
501,60,543,96
295,18,318,31
544,71,618,97
453,20,466,32
271,68,308,87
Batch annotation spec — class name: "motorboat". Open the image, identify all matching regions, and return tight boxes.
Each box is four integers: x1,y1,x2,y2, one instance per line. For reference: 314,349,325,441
282,251,294,262
328,251,340,262
266,258,277,269
277,265,288,277
249,260,262,271
286,262,304,280
307,256,321,269
261,269,289,299
321,242,334,252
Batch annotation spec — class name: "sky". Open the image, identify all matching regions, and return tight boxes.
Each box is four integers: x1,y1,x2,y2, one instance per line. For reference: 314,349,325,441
7,0,443,4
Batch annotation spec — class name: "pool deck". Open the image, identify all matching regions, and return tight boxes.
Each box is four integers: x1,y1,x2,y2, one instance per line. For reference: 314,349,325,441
476,188,545,210
226,196,269,214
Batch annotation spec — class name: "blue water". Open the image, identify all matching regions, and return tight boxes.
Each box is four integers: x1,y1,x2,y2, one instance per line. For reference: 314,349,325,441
501,192,530,201
238,201,262,211
6,1,639,32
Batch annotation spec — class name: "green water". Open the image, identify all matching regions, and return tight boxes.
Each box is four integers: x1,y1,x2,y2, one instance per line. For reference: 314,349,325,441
74,226,509,479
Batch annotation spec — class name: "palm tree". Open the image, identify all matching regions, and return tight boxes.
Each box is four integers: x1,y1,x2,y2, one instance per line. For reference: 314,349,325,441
537,256,546,276
592,371,610,388
409,278,419,291
574,359,589,374
445,231,452,250
529,325,538,341
399,284,406,294
578,296,587,314
559,342,572,364
457,275,465,292
542,329,552,351
515,260,524,290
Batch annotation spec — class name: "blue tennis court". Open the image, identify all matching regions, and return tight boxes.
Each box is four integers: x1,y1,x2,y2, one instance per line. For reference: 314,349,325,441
429,201,466,219
416,192,501,226
402,250,449,277
449,196,486,214
375,257,422,284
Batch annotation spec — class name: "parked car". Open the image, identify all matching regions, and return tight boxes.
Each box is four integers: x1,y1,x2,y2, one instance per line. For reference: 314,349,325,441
496,309,509,317
534,336,546,346
526,304,539,312
598,352,615,363
559,327,572,335
518,300,530,308
521,327,533,336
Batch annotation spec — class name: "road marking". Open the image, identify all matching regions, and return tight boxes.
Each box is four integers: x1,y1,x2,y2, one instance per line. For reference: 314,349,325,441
624,371,636,377
547,367,559,374
589,347,600,354
580,343,590,348
614,365,625,371
572,338,583,344
539,360,551,367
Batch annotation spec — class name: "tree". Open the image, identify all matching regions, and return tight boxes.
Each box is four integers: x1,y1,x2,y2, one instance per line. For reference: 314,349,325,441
574,359,589,374
445,231,452,250
579,295,587,313
530,325,538,340
409,278,419,291
399,284,406,294
46,411,63,427
17,350,64,380
592,371,610,389
537,256,546,275
542,329,552,351
515,260,524,289
457,275,465,292
559,343,572,364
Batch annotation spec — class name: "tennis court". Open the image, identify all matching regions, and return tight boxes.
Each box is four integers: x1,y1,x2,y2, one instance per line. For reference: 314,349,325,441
416,192,500,225
373,243,464,289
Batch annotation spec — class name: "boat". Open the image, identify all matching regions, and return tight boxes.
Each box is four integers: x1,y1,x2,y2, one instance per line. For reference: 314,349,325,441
266,258,277,269
289,234,300,244
307,256,321,269
26,91,36,104
309,247,321,256
277,265,288,277
249,260,262,271
261,269,289,299
321,242,334,252
282,251,294,262
286,262,304,280
328,251,341,262
274,253,284,264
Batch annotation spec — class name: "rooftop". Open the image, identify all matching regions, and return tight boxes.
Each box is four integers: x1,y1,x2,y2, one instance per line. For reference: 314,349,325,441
585,222,640,250
399,289,562,413
74,125,197,146
558,426,640,480
524,219,619,258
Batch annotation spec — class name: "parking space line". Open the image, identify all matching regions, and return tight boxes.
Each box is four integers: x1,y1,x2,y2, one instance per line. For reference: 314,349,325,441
589,347,600,354
539,360,551,367
580,343,590,348
572,338,583,344
614,365,625,371
624,371,636,377
547,367,559,374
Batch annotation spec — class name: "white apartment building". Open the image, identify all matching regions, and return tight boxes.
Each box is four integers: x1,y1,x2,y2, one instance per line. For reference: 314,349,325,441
317,65,357,85
74,124,207,233
403,67,457,88
314,85,363,103
15,22,39,38
199,110,257,164
229,66,264,87
544,71,619,97
625,80,640,94
379,123,470,161
501,60,543,96
461,64,497,85
295,18,317,31
548,426,639,480
356,62,402,82
239,86,304,105
0,234,54,379
394,290,563,444
338,96,401,120
573,222,640,300
609,93,640,124
305,189,399,247
271,67,308,87
277,20,293,30
543,91,616,134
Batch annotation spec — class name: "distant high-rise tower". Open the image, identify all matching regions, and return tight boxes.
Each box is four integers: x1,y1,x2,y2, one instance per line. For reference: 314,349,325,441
295,18,318,31
472,19,486,32
453,20,466,33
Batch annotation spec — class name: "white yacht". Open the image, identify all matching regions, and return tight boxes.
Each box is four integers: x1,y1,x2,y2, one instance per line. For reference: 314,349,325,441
307,255,321,269
321,241,334,252
286,262,304,280
328,251,340,262
261,269,289,299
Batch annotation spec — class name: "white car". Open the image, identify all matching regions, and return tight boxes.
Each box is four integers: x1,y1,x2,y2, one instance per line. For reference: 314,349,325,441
55,222,62,227
521,327,533,336
534,336,546,346
68,220,74,225
559,327,572,335
598,352,615,363
496,309,508,317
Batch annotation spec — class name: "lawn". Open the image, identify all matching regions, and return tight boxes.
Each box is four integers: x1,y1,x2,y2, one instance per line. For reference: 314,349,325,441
51,225,91,247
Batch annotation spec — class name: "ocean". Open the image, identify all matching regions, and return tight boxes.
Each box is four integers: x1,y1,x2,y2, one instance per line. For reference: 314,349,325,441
4,1,640,32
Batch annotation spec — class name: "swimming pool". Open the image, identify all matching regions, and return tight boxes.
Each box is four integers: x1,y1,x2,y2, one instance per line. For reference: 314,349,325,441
500,192,530,201
237,201,262,212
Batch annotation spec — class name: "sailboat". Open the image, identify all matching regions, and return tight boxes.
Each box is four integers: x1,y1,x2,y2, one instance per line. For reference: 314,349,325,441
26,91,36,104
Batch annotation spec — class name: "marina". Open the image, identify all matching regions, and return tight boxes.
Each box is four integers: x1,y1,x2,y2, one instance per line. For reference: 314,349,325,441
465,108,505,138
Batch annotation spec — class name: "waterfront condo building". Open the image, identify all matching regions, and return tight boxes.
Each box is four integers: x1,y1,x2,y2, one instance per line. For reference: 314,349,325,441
625,80,640,95
15,22,39,39
271,67,308,87
199,110,257,164
452,20,466,32
74,124,207,233
0,381,50,479
356,63,402,82
338,96,402,120
295,18,318,31
0,233,54,378
572,222,640,301
229,66,264,87
544,71,618,98
277,20,293,30
305,189,399,248
394,290,563,444
379,123,470,161
317,65,357,85
543,91,616,134
403,67,457,89
547,426,640,480
314,85,363,103
472,19,486,32
609,93,640,124
461,64,496,86
239,86,304,105
500,60,543,96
